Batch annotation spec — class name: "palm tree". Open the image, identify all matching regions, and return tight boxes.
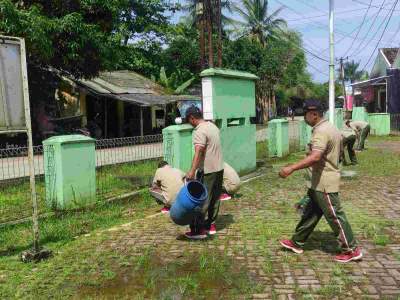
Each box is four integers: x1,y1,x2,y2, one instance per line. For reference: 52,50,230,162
342,60,367,83
232,0,286,47
181,0,234,28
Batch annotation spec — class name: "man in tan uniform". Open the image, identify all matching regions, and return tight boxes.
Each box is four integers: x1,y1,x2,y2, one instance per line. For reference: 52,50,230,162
150,161,185,213
220,162,241,201
340,124,358,165
279,99,362,263
185,106,224,239
348,120,370,151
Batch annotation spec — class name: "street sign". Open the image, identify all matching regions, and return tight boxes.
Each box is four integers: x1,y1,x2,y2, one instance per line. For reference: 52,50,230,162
0,36,26,131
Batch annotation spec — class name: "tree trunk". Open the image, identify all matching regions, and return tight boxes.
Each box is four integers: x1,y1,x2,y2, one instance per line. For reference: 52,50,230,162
206,0,214,68
216,0,222,67
198,1,205,70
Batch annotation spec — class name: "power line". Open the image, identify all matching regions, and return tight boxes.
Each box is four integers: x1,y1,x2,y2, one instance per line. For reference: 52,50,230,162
292,0,352,25
352,0,400,11
274,0,394,46
350,0,396,59
269,30,329,62
342,0,373,56
286,7,375,23
385,20,400,46
307,61,329,77
361,0,399,70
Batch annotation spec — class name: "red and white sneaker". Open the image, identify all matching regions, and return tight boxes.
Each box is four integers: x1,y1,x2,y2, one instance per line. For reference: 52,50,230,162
208,223,217,235
219,193,232,201
280,239,304,254
161,206,170,214
184,229,207,240
334,247,363,263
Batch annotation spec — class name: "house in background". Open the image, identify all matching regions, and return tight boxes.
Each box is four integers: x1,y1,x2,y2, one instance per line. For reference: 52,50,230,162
351,48,400,114
59,70,199,139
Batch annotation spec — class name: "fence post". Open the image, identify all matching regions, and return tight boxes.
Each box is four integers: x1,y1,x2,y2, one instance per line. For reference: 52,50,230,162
268,119,289,158
299,120,312,151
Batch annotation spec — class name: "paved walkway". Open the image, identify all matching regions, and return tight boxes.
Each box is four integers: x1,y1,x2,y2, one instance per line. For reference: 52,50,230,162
89,143,400,299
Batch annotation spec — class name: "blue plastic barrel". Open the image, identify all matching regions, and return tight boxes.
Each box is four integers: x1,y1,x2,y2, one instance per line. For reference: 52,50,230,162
170,180,208,225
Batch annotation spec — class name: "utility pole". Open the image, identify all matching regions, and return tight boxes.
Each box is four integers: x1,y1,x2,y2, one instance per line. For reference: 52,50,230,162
328,0,335,124
339,57,348,112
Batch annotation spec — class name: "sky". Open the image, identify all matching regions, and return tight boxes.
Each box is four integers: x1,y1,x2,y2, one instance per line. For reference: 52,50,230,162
167,0,400,83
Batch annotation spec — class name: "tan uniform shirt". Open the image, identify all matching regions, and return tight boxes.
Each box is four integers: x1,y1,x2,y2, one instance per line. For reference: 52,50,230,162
153,165,185,205
307,119,341,193
350,121,368,132
193,121,223,174
341,125,356,139
223,162,241,194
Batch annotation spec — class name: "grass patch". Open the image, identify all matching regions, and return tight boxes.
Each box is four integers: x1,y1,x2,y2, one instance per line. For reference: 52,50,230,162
0,190,157,256
76,250,260,299
0,159,161,224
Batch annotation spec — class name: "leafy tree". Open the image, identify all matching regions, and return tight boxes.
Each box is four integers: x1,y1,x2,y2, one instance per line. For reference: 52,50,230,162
338,60,367,84
153,67,195,95
117,0,169,45
232,0,286,47
224,29,307,122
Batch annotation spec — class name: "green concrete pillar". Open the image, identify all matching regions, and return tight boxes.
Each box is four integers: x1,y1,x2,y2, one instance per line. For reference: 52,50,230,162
324,108,344,129
299,120,312,151
162,124,193,172
268,119,289,157
368,113,390,135
200,68,258,174
43,135,96,210
335,108,344,129
352,107,369,122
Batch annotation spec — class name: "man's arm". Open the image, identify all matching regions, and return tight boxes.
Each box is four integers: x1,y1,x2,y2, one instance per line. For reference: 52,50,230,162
279,150,323,178
186,145,205,179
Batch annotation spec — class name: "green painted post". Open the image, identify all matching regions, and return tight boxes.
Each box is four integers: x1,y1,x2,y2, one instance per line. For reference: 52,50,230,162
335,108,343,129
352,107,369,122
268,119,289,157
162,124,194,172
299,120,312,151
43,135,96,210
200,68,258,174
368,113,390,135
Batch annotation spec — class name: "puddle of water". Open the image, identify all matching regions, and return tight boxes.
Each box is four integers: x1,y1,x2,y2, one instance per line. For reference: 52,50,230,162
76,252,253,299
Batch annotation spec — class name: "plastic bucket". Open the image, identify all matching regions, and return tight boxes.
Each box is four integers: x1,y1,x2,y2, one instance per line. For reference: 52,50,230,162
170,180,208,225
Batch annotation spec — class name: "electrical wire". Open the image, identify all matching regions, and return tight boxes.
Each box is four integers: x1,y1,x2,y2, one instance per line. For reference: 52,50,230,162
292,0,353,25
286,7,375,22
361,0,399,70
341,0,373,56
269,30,329,62
275,0,396,46
348,0,389,57
352,0,400,11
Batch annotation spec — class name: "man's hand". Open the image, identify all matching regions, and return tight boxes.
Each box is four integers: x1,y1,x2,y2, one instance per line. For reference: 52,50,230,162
279,165,294,178
186,169,196,180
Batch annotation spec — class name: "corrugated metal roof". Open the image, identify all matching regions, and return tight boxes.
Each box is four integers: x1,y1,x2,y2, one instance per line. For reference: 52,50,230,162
76,70,200,106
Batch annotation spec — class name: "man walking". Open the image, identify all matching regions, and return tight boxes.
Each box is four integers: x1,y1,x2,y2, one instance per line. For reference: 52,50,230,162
185,106,224,239
348,120,370,151
279,99,362,263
